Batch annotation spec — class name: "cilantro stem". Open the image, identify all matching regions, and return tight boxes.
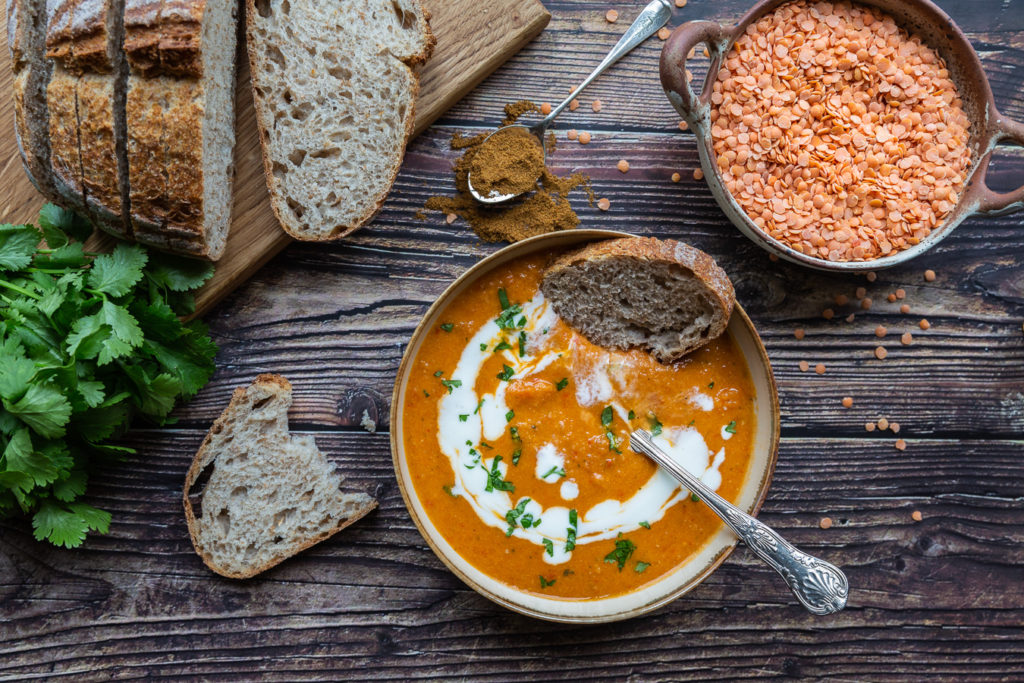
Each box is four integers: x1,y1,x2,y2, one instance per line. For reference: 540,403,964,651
0,279,42,299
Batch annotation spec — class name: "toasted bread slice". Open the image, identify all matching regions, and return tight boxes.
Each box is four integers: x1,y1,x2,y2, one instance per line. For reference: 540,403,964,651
245,0,434,240
541,237,735,363
184,374,377,579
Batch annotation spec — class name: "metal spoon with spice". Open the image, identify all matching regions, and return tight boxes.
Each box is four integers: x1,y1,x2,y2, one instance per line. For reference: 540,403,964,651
469,0,675,204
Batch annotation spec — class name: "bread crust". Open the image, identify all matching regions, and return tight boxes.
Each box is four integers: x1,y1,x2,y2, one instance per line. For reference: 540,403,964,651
543,237,736,362
183,374,378,579
245,0,434,242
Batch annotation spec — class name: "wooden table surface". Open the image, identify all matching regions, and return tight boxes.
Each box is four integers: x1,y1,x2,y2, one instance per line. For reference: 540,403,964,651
3,0,1023,679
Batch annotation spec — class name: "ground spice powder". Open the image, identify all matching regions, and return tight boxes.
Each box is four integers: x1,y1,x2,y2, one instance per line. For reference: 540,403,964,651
425,101,592,243
468,126,546,197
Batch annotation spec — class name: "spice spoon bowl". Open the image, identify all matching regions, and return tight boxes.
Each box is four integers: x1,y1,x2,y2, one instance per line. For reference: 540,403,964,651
630,428,849,615
469,0,675,204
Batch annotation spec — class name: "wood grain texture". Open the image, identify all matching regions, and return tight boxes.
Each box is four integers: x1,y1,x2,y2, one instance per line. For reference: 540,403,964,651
0,0,551,316
2,0,1024,680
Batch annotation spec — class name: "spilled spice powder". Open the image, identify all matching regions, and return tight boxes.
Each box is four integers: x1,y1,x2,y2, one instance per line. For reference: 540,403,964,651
425,101,593,243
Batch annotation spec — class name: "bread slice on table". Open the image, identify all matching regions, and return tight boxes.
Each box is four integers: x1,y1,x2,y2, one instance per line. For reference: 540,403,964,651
246,0,434,240
8,0,56,197
124,0,237,260
184,375,377,579
541,237,736,363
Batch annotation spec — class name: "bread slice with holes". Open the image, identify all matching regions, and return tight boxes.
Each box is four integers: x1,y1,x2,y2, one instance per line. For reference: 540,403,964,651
245,0,434,240
541,237,736,363
183,374,377,579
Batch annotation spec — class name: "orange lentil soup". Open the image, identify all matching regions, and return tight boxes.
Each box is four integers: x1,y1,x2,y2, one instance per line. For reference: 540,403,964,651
402,253,756,599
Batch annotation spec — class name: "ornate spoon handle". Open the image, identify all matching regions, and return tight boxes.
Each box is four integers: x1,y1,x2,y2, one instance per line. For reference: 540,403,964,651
630,429,849,615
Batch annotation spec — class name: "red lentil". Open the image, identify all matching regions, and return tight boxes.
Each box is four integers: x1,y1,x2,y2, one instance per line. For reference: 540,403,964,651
592,99,602,113
895,439,907,451
605,9,619,22
919,318,930,330
617,159,630,173
815,363,826,374
861,297,872,310
597,197,611,211
874,346,887,360
799,360,810,371
924,269,936,281
578,131,592,145
875,325,887,337
823,308,834,320
901,331,913,345
900,303,910,314
877,417,890,430
842,396,853,408
540,102,552,115
911,510,922,521
794,327,806,339
671,172,681,183
693,168,704,181
658,27,671,40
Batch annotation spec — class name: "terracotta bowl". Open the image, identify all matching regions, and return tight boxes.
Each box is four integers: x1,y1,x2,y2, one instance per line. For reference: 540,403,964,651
660,0,1024,272
390,229,781,623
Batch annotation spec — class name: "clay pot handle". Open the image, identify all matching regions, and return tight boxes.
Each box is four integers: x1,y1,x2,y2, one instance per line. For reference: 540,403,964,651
970,110,1024,215
660,20,732,127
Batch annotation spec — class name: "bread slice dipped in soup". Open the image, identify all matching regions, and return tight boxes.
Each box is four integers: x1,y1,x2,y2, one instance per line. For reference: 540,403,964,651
402,238,756,598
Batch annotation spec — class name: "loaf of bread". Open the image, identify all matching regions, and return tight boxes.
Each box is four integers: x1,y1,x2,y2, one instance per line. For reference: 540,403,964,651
184,374,377,579
541,237,736,363
125,0,238,259
246,0,434,240
8,0,55,197
7,0,237,259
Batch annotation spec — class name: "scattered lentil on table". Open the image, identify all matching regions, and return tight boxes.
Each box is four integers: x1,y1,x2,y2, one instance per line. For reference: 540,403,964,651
605,9,618,22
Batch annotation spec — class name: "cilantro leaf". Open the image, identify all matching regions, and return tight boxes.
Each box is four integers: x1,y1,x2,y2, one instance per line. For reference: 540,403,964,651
88,243,148,297
32,500,111,548
0,224,42,270
4,384,72,438
37,203,91,243
146,251,215,292
3,428,59,487
0,355,36,400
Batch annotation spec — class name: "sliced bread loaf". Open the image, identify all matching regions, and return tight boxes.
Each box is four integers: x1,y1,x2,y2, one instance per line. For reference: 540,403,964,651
73,0,131,238
8,0,56,197
124,0,237,259
246,0,434,240
45,0,90,215
184,374,377,579
541,237,736,363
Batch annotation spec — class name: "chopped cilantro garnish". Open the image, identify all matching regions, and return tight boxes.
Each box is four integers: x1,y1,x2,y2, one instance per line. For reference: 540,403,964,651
604,429,622,454
520,513,535,528
494,340,512,352
510,426,521,442
497,364,514,381
628,410,636,421
512,449,522,465
479,441,493,449
691,493,700,502
433,370,443,377
635,561,651,574
566,509,578,551
517,315,526,327
518,331,526,357
505,409,515,422
639,521,651,529
542,538,554,556
556,377,569,391
649,413,663,436
601,405,614,426
542,466,566,479
725,420,737,434
708,381,715,389
484,456,514,493
458,414,468,422
423,390,430,397
505,498,530,535
498,288,511,311
441,378,462,394
480,342,488,351
440,323,454,332
604,538,637,571
539,576,556,589
474,399,484,414
442,484,458,497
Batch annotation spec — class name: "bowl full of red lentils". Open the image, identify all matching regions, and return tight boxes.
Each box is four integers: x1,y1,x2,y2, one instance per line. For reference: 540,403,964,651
660,0,1024,271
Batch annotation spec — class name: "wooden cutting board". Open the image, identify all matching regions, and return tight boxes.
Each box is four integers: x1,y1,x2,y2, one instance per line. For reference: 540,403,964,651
0,1,550,316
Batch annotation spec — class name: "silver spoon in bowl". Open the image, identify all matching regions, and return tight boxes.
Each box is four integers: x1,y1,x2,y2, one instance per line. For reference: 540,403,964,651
468,0,675,204
630,428,849,615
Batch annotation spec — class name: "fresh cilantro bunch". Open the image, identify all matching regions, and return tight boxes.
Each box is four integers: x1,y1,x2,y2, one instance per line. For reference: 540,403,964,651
0,205,217,548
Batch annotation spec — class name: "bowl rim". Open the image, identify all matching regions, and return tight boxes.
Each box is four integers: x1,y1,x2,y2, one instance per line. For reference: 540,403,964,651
660,0,1021,272
389,229,782,623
